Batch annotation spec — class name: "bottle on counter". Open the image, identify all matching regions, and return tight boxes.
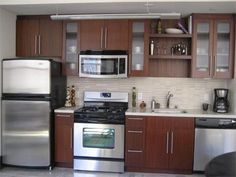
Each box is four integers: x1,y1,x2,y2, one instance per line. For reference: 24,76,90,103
132,87,137,108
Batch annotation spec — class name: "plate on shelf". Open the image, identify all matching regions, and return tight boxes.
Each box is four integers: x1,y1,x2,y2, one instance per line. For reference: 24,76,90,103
165,28,183,34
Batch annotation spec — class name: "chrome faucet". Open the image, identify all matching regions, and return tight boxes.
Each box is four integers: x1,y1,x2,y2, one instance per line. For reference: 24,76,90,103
166,91,173,108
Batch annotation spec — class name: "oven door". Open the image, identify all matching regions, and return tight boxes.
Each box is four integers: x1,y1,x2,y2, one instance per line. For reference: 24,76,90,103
79,55,127,78
74,123,124,159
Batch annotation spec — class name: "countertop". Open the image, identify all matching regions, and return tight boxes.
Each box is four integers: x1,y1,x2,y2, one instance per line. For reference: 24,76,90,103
54,106,81,114
54,106,236,118
125,108,236,119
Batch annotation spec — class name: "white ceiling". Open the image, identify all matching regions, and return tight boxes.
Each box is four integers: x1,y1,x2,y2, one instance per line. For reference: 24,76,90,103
1,1,236,17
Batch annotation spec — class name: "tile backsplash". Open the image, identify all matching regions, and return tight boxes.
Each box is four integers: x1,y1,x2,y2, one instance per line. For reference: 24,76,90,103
68,77,228,110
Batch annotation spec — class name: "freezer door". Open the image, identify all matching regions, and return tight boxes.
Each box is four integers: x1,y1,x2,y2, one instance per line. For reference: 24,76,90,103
2,100,51,167
2,60,50,94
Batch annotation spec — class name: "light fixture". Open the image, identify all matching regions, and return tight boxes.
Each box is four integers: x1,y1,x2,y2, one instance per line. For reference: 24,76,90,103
50,12,181,20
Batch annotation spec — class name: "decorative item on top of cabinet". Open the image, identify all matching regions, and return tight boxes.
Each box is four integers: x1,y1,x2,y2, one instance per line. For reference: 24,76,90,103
16,16,62,57
191,14,234,79
148,18,192,78
54,113,73,168
80,20,129,51
62,21,79,75
129,20,150,77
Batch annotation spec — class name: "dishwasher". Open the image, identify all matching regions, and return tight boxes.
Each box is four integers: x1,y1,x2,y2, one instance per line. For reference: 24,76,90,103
194,117,236,172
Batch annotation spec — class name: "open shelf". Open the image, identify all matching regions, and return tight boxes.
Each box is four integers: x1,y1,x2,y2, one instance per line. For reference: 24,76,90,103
149,55,192,60
150,34,192,38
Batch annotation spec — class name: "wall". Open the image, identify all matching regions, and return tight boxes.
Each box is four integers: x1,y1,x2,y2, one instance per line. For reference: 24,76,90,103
68,77,227,110
0,7,16,156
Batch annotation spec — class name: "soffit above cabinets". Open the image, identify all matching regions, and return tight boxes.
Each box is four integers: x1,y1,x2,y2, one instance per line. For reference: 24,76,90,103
1,1,236,16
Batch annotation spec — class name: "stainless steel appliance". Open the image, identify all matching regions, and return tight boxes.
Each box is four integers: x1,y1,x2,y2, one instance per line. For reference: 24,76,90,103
1,58,66,168
194,118,236,172
213,88,229,113
73,91,128,172
79,50,128,78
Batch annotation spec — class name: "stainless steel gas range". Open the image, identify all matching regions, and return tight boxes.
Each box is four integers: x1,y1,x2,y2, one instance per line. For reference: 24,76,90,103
73,91,128,173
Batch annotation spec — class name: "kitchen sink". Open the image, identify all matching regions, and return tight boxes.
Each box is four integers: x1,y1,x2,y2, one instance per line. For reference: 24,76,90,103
153,108,187,114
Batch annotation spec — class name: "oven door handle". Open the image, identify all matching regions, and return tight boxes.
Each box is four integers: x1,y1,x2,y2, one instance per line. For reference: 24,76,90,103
87,120,101,123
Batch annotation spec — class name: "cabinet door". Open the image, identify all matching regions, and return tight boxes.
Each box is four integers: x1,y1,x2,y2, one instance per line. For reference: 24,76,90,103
213,18,234,79
80,20,104,50
105,20,129,50
125,117,146,168
16,19,39,57
145,117,169,170
168,118,194,172
192,18,213,78
62,21,79,75
39,19,62,57
129,20,149,77
54,113,73,167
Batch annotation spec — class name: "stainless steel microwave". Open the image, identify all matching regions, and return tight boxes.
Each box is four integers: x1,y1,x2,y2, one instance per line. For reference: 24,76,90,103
79,51,128,78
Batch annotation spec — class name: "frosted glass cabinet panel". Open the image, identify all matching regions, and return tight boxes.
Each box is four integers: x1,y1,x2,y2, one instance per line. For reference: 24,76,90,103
129,20,149,77
63,22,79,75
192,14,234,79
215,22,230,73
196,22,210,72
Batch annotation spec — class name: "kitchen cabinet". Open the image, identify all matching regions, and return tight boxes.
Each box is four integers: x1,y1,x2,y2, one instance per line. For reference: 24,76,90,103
80,20,129,51
125,116,146,171
145,117,194,173
191,14,234,78
16,16,63,57
128,20,150,77
148,19,192,77
62,21,80,75
54,113,73,168
125,116,194,173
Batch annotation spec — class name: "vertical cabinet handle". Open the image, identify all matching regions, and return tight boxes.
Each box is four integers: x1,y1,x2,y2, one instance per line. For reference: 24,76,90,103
128,54,132,75
38,35,41,55
100,27,103,49
171,131,174,154
70,128,73,149
104,27,108,49
34,35,37,55
213,56,216,77
166,131,169,154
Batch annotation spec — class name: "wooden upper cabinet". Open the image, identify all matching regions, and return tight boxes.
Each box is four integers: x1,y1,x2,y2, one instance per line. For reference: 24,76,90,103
192,14,234,79
16,16,63,58
39,18,63,57
80,20,129,51
16,19,39,56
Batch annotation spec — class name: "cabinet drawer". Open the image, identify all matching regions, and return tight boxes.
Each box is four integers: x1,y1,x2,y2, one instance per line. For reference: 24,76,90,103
126,116,146,128
126,128,145,150
55,113,73,118
125,150,144,167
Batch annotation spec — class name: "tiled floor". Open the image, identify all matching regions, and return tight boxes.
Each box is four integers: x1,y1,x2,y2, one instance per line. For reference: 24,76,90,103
0,167,205,177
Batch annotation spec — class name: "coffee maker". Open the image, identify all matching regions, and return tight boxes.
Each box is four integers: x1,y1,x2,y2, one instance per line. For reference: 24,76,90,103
213,88,229,113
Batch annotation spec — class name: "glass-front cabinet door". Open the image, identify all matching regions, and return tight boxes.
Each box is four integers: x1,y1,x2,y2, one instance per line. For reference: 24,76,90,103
192,19,213,78
63,21,79,75
214,19,234,78
129,20,149,76
192,14,234,79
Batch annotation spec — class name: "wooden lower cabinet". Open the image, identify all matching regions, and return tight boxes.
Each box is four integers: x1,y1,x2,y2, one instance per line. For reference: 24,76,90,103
125,116,146,171
54,113,73,168
125,116,194,174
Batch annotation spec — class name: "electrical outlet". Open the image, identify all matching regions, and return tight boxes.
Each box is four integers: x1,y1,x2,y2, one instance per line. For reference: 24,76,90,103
138,92,143,100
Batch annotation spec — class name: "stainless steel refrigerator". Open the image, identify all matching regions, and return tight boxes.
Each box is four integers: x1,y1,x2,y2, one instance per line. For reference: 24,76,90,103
1,58,66,169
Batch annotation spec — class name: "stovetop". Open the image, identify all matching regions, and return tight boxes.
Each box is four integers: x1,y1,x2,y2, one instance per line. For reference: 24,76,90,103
74,105,127,124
